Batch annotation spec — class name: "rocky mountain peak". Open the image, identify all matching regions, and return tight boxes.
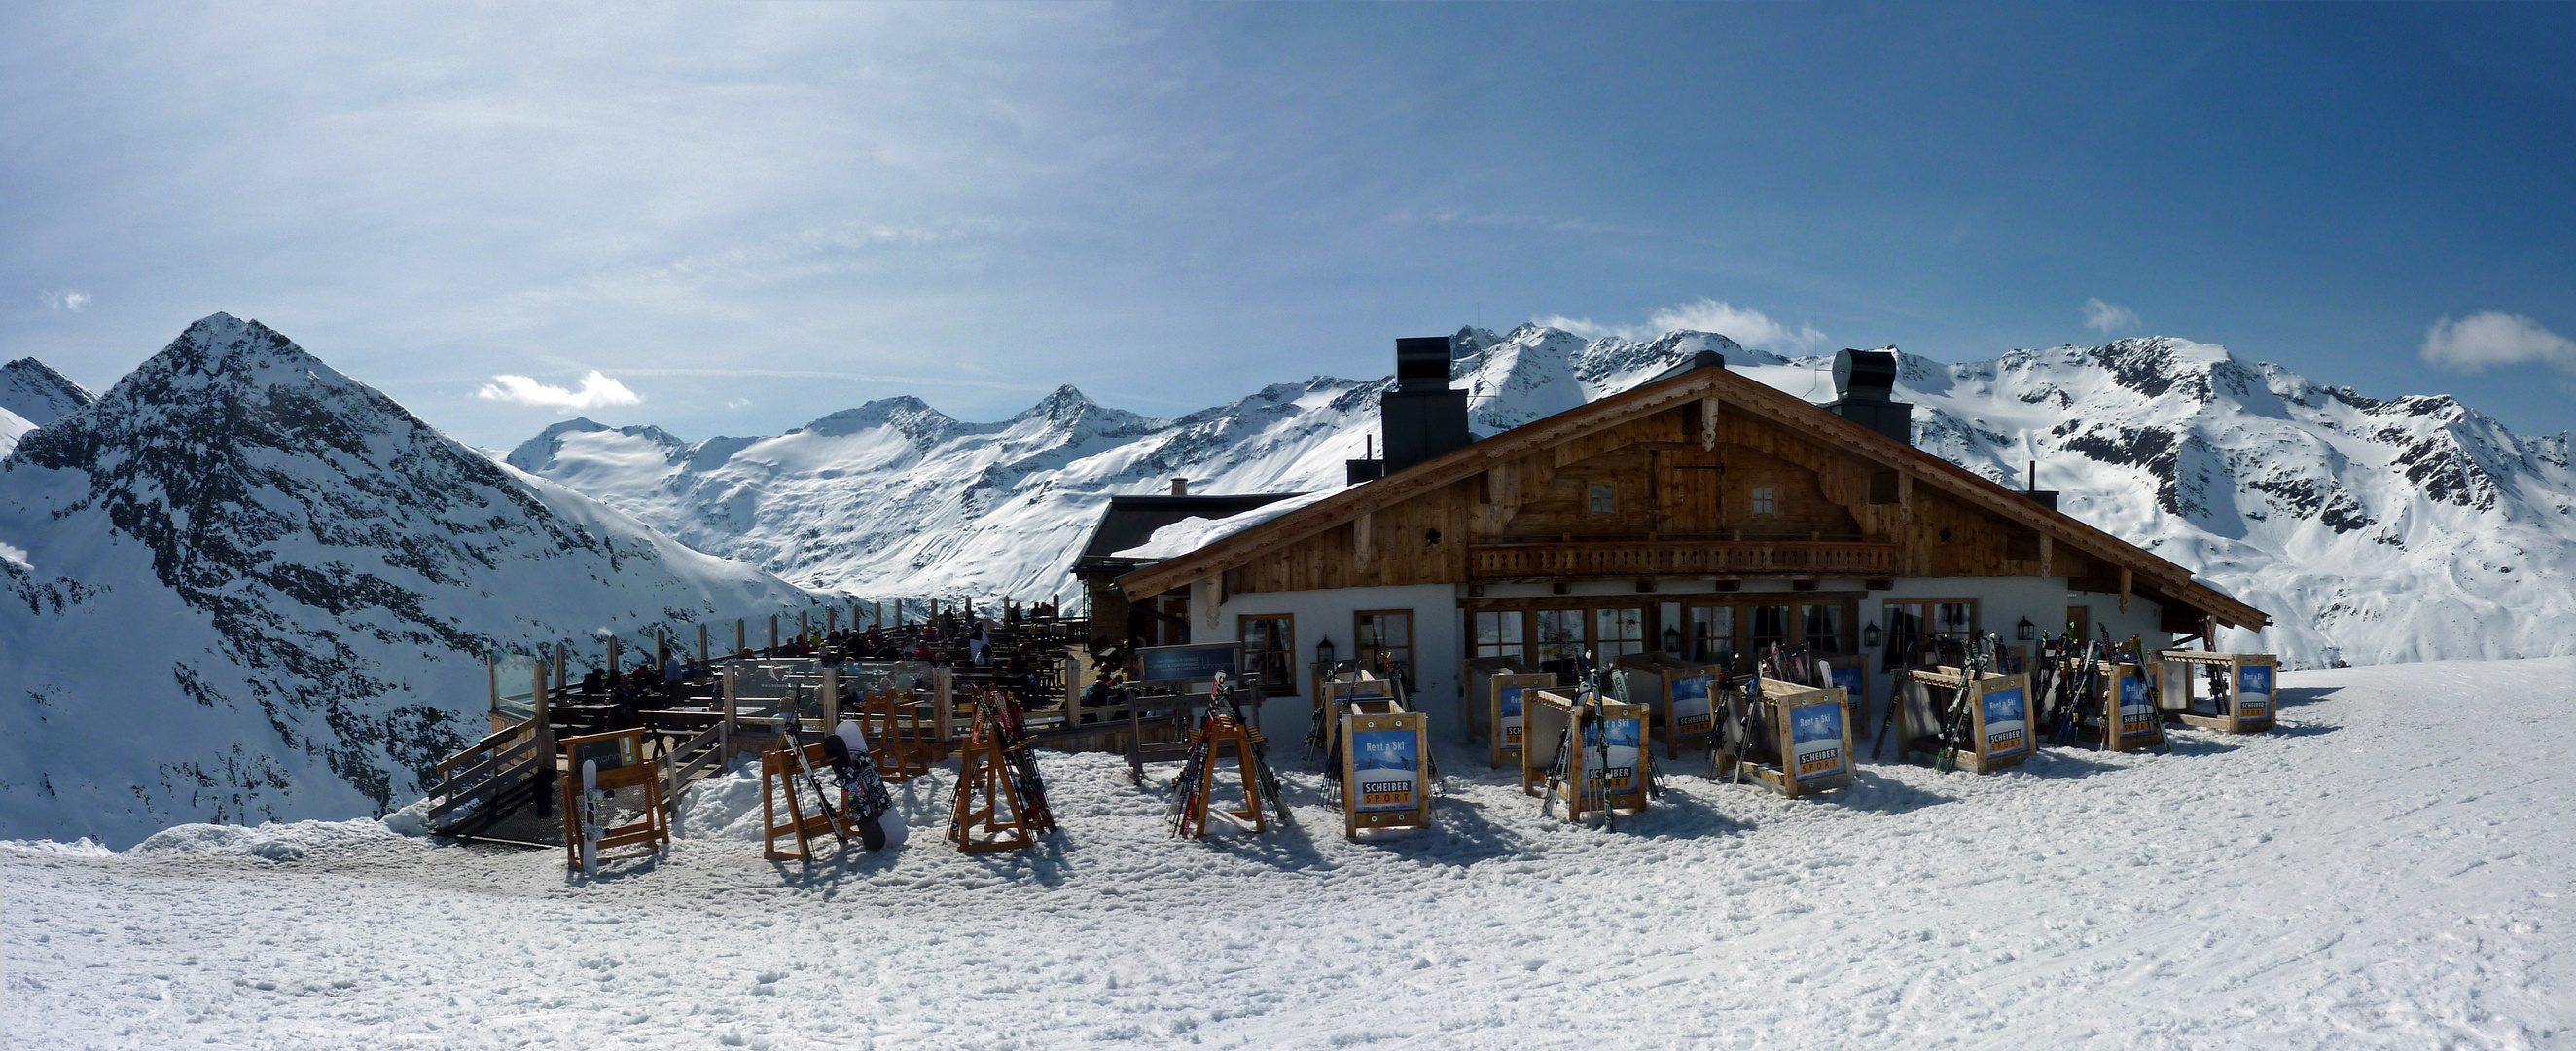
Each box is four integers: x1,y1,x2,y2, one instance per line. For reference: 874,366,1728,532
1,357,96,426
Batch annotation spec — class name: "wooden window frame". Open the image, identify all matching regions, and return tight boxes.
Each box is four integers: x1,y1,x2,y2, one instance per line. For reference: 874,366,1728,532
1237,613,1296,695
1473,608,1528,664
1749,485,1777,516
1354,608,1416,684
1588,483,1616,515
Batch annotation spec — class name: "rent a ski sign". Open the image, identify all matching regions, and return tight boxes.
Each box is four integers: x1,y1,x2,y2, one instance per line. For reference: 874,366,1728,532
1582,715,1643,801
1790,699,1847,782
1981,683,2030,759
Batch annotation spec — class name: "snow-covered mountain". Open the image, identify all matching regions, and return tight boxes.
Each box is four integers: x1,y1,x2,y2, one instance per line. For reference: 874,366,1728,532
0,315,817,846
0,357,98,458
518,324,2573,671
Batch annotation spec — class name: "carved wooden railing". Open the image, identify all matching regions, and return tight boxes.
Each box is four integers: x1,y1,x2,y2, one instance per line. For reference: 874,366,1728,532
1469,539,1900,580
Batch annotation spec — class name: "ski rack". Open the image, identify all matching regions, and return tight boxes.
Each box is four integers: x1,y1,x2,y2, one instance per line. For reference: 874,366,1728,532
1713,682,1857,798
1522,689,1649,823
557,729,669,872
1176,710,1272,839
2155,650,2277,734
1898,666,2035,774
948,689,1055,853
1614,651,1726,759
760,736,850,862
2090,661,2170,753
1485,672,1556,769
859,687,935,781
1341,710,1429,840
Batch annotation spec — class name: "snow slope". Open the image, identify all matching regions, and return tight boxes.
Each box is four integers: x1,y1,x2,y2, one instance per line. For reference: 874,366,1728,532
0,315,818,846
518,325,2574,670
5,658,2563,1049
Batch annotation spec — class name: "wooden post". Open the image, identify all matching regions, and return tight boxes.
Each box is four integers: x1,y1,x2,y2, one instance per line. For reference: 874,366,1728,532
769,615,779,652
2119,567,2133,614
821,665,840,729
799,609,809,640
827,607,838,635
608,635,621,676
734,618,745,657
486,652,499,714
656,627,667,663
553,643,567,694
532,660,550,729
698,624,709,664
2038,534,2054,579
721,665,737,754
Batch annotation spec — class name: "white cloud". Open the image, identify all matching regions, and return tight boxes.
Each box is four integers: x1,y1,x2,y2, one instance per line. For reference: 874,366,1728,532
1537,298,1828,355
2082,297,2138,334
2420,311,2576,375
474,370,643,411
43,290,89,311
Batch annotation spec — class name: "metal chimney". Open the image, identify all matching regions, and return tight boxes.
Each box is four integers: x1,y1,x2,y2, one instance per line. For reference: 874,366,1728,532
1825,347,1914,445
1371,336,1472,477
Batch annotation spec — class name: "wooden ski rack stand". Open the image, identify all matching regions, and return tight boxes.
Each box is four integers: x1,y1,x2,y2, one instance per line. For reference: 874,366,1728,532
761,737,850,862
1521,690,1650,822
1487,672,1556,768
949,694,1055,853
1181,713,1271,839
1716,683,1857,798
861,688,934,781
1615,651,1724,759
1819,655,1872,727
2157,651,2277,734
558,729,669,871
1896,667,2035,774
2096,662,2168,753
1342,711,1429,840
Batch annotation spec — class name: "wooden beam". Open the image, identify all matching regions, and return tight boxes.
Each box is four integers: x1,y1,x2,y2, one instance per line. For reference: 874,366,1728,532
2120,567,2132,613
1354,512,1374,573
1701,394,1720,451
2038,533,2054,579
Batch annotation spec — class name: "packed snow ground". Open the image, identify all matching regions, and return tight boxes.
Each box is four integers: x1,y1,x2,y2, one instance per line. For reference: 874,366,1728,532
6,659,2565,1050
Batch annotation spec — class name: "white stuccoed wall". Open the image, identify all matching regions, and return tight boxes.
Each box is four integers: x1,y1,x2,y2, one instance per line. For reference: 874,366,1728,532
1217,584,1465,736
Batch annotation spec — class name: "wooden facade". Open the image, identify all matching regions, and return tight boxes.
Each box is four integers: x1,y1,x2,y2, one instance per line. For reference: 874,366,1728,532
1120,360,2265,634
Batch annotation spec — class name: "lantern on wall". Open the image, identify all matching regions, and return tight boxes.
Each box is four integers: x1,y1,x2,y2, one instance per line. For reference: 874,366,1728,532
1662,625,1683,655
1862,621,1884,648
1315,635,1336,672
2016,617,2037,641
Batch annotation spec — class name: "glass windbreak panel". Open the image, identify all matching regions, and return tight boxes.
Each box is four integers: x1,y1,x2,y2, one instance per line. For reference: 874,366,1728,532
1238,616,1295,693
1535,609,1586,666
1594,607,1645,661
1802,604,1843,654
1474,610,1525,662
1355,611,1413,682
1689,606,1735,669
1749,604,1792,654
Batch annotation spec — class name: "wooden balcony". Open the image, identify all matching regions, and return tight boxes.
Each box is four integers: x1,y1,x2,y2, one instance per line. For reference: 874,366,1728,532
1468,538,1901,582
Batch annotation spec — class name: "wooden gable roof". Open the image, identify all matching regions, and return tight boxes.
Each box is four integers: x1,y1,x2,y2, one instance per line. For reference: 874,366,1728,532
1117,362,2268,630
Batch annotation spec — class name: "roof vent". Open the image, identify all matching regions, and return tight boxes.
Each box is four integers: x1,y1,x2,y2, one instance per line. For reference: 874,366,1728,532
1354,336,1473,480
1826,347,1914,445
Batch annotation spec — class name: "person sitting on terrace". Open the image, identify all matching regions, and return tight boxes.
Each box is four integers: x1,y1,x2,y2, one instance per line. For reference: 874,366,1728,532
581,666,606,699
662,652,684,683
910,640,938,663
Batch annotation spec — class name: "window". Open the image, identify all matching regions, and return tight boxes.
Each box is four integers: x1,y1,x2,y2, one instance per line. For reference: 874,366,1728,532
1589,484,1616,514
1801,603,1843,654
1238,615,1295,694
1535,609,1586,667
1355,610,1413,683
1749,604,1793,654
1594,607,1646,661
1688,605,1736,670
1749,486,1776,515
1881,599,1977,670
1474,609,1526,664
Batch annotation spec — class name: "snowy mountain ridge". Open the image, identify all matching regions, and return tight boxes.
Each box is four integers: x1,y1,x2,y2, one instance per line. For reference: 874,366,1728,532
0,315,818,845
516,324,2574,670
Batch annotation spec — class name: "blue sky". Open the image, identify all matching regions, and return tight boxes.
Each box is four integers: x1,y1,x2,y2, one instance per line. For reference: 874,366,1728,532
4,3,2570,447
